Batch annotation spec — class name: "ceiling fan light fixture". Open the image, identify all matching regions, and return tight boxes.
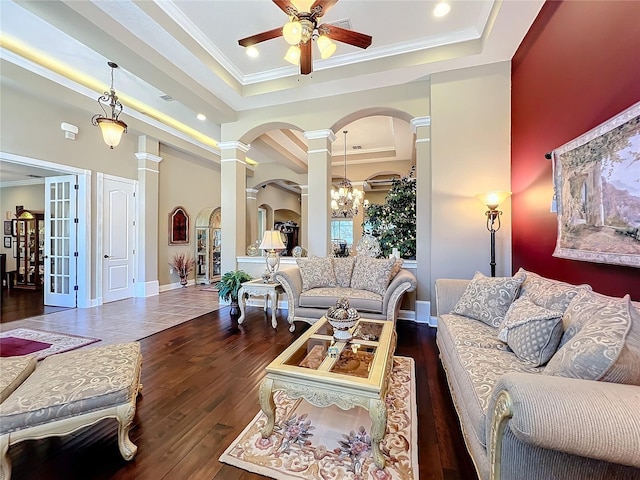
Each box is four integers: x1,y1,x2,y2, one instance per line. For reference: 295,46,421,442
283,19,302,45
284,45,301,65
317,35,336,59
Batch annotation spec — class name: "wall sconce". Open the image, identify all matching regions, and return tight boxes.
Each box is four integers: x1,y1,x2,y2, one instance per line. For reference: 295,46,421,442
475,191,511,277
91,61,127,149
259,230,286,283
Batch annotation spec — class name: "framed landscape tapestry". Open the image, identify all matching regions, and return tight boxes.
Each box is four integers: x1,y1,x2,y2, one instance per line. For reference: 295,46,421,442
552,101,640,268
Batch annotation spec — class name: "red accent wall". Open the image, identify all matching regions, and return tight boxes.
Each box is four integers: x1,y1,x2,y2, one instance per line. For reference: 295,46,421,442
511,0,640,299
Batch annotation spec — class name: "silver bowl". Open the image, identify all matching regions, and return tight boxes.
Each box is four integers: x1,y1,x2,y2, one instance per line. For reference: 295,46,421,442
326,315,359,341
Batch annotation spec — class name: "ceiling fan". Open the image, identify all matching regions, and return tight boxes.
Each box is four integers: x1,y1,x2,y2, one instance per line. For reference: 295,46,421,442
238,0,372,75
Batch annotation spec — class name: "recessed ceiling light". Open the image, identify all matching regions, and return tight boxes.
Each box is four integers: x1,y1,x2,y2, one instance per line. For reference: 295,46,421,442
434,1,451,17
246,45,259,58
197,113,206,121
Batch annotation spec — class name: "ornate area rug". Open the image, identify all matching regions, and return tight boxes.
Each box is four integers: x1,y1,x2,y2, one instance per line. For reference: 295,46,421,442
0,328,100,360
220,356,418,480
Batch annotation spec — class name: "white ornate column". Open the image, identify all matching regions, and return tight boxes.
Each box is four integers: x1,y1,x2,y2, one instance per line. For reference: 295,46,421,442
246,188,259,246
219,141,249,275
299,185,308,250
135,135,162,297
303,129,335,257
411,116,432,321
352,180,365,253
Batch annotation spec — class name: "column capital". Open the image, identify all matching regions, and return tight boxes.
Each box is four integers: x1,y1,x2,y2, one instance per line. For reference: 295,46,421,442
246,188,259,200
218,141,250,153
134,152,163,163
410,116,431,132
304,129,337,143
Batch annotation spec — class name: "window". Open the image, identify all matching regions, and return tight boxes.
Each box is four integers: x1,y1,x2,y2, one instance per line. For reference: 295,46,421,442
331,219,354,246
257,208,266,244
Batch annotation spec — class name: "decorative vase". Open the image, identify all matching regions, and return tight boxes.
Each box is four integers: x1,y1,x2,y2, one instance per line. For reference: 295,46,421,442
179,275,188,287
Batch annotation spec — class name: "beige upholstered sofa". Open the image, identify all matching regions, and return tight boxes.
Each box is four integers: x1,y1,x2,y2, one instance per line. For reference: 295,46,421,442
0,342,143,480
435,269,640,480
274,256,417,331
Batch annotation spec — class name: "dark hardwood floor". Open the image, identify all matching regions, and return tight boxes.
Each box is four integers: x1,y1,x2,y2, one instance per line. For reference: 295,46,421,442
7,307,477,480
1,287,69,323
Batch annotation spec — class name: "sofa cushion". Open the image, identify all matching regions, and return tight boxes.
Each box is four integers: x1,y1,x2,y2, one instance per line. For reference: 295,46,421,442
442,344,543,448
516,267,590,313
451,271,525,327
299,287,383,313
296,256,337,292
545,292,640,385
498,298,563,366
438,313,510,352
332,257,355,288
0,342,142,434
350,256,397,296
0,355,37,403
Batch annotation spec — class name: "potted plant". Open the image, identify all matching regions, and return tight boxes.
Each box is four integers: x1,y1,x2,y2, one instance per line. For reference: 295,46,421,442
216,270,252,314
169,252,195,287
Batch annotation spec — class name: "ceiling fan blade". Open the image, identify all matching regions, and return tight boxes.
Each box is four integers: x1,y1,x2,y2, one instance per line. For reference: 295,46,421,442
300,41,312,75
272,0,298,16
239,27,283,47
322,24,372,49
310,0,338,17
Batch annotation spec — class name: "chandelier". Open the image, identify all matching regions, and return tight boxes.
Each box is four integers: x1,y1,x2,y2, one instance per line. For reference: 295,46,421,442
331,130,364,218
91,61,127,149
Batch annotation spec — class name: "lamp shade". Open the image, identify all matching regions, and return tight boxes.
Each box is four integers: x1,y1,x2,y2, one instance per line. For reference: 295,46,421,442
317,35,336,59
96,117,126,148
475,191,511,209
282,20,302,45
259,230,286,251
284,45,301,65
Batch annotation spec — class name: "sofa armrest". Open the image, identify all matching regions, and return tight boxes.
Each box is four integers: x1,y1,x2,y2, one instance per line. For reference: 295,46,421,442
382,269,417,321
488,372,640,475
273,267,302,323
434,278,469,316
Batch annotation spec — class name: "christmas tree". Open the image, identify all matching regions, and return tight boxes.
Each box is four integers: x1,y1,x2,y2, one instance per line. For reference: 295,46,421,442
364,169,416,259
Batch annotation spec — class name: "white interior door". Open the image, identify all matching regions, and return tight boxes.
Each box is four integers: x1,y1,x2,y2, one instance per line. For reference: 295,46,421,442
44,175,78,307
102,177,135,303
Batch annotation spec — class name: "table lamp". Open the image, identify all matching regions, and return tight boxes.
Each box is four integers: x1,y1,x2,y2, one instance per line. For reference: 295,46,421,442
259,230,286,283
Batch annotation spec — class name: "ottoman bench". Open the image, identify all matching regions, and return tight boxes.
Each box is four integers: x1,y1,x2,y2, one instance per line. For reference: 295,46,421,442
0,342,143,480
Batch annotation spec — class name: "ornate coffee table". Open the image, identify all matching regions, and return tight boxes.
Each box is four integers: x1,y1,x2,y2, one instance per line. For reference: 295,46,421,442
259,317,396,469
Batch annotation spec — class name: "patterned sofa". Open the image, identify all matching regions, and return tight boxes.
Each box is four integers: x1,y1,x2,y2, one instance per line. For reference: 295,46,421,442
435,269,640,480
274,255,417,331
0,342,143,480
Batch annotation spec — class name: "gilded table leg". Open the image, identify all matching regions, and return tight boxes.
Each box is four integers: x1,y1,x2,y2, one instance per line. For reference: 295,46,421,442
259,377,276,438
369,398,387,469
237,287,246,324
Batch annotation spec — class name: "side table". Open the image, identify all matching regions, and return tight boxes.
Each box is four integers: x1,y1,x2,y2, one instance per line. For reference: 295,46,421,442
237,279,284,328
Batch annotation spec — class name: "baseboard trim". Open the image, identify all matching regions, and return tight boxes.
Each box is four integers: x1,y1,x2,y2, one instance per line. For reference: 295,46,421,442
136,280,159,297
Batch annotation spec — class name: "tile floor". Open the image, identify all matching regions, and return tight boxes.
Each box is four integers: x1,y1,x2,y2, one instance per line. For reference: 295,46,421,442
0,286,221,346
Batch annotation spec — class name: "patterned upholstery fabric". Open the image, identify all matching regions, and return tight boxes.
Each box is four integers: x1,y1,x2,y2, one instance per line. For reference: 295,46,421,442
350,256,397,296
498,297,563,366
545,292,640,385
517,267,590,313
296,257,336,292
438,313,510,351
332,257,355,288
0,356,36,403
452,271,525,327
299,287,383,313
0,342,142,434
444,345,543,447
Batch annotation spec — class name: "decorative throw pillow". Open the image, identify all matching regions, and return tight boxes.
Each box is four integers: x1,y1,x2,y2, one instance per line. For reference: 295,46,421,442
451,271,525,327
332,257,355,288
350,256,397,296
296,256,336,292
498,297,563,366
516,268,591,313
544,293,640,386
389,258,404,281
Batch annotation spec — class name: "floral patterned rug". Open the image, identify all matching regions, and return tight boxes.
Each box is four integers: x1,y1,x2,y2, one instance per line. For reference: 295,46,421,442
219,356,417,479
0,328,100,360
